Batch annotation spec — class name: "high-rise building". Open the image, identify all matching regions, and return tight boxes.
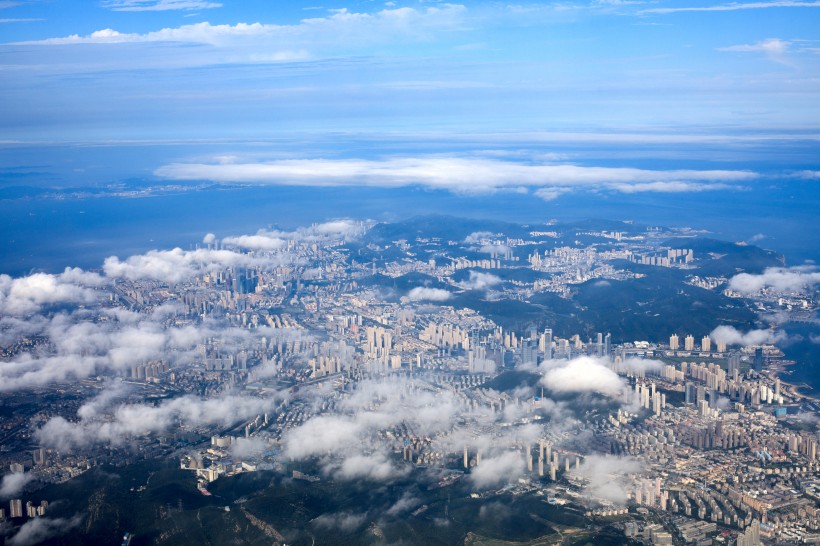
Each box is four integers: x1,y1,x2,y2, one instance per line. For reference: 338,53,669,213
9,499,22,518
684,335,695,351
596,333,603,357
604,333,611,359
32,448,46,466
701,336,711,353
753,347,764,372
521,340,537,366
716,339,727,353
728,352,741,378
669,334,679,351
544,328,553,360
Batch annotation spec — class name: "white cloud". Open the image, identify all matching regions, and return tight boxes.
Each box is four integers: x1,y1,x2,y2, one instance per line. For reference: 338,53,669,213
458,271,501,290
337,452,406,481
470,451,524,488
229,436,269,459
534,187,569,201
312,511,367,532
571,454,642,504
540,356,626,397
284,416,365,459
103,0,222,11
8,515,84,546
0,268,106,316
407,287,452,302
0,471,34,499
154,157,756,196
16,6,467,46
222,233,286,251
0,18,44,23
202,232,216,245
642,1,820,14
103,247,267,283
719,38,791,64
729,266,820,293
281,377,465,482
710,325,786,346
221,220,363,251
464,231,496,243
35,393,281,450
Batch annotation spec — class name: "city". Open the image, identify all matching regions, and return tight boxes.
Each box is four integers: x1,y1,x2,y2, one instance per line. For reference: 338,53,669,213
0,215,817,545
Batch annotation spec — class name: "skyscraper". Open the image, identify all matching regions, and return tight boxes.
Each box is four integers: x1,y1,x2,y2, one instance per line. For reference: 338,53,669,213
728,352,741,378
669,334,679,351
753,347,764,372
544,328,553,361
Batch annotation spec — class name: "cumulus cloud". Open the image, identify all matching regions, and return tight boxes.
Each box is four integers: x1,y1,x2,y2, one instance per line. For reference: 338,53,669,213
202,232,216,245
8,515,83,546
103,247,268,283
407,287,452,302
221,220,363,251
282,377,466,481
35,393,282,451
337,452,406,481
571,454,642,504
540,356,626,397
229,436,269,459
154,157,756,197
710,325,786,346
284,416,365,459
470,451,524,488
0,472,34,499
458,271,501,290
0,303,301,392
464,231,496,243
729,266,820,293
221,233,286,251
0,268,106,316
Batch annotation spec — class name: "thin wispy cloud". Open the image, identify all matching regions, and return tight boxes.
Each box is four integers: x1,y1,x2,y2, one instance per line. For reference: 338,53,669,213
642,0,820,14
102,0,222,11
154,156,756,199
719,38,792,64
13,5,467,46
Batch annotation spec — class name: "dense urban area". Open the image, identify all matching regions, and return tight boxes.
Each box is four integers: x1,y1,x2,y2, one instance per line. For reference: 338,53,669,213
0,216,817,546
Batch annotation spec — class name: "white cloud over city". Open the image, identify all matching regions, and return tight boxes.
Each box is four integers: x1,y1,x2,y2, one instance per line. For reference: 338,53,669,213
729,265,820,293
153,157,757,200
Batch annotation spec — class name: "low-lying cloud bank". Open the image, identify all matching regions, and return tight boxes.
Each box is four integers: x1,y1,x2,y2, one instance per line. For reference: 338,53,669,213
729,265,820,293
710,325,785,346
154,156,756,200
36,392,283,451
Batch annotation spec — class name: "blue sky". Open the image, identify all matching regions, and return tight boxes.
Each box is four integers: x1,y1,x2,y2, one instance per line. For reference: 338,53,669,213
1,0,819,140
